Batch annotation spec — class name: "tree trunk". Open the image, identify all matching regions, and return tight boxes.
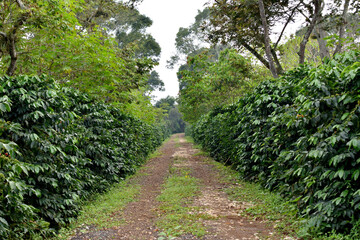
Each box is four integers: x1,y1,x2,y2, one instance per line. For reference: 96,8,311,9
298,0,323,65
6,34,18,76
334,0,350,55
271,48,284,75
239,39,270,69
258,0,278,78
315,24,330,60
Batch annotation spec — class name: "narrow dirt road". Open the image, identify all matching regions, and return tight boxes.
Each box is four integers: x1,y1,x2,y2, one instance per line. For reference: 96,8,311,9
70,133,277,240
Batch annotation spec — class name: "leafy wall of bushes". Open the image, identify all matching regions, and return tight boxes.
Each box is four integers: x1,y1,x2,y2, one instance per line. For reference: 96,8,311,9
191,51,360,234
0,75,168,239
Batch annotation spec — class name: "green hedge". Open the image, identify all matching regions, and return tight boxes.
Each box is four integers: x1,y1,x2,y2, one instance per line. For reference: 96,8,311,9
0,75,168,239
192,51,360,234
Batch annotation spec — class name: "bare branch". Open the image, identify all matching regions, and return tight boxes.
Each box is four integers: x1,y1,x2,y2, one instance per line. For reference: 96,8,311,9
0,31,7,38
295,4,311,23
239,39,270,69
274,3,301,50
15,0,28,10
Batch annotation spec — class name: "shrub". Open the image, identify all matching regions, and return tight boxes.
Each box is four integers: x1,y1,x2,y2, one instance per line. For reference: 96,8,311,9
191,51,360,234
0,75,168,239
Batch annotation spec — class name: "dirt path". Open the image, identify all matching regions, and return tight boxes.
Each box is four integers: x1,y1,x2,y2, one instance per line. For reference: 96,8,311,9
70,133,276,240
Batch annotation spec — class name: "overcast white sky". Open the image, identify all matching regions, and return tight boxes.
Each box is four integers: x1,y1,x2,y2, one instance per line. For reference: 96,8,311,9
138,0,208,101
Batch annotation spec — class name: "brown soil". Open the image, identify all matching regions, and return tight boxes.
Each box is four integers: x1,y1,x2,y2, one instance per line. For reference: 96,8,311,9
69,133,277,240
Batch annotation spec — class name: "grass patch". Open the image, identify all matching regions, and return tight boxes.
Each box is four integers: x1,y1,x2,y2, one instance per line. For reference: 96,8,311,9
184,136,202,150
55,180,140,239
173,135,181,148
156,163,209,238
225,183,300,237
148,149,163,159
185,136,194,144
193,151,209,157
76,182,140,228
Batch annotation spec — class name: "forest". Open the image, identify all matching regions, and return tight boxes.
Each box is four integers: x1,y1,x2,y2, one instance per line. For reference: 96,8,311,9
0,0,359,239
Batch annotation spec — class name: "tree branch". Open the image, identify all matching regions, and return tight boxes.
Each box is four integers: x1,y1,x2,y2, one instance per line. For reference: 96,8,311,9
334,0,350,55
271,48,284,75
15,0,28,10
0,31,7,38
298,0,323,65
295,4,311,23
274,3,301,50
239,39,270,70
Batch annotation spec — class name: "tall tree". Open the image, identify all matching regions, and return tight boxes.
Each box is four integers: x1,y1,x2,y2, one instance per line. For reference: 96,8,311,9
0,0,160,103
155,96,186,133
178,49,261,123
258,0,278,77
0,0,77,76
113,8,161,60
147,71,165,92
333,0,351,55
167,8,211,69
297,0,324,64
207,0,358,75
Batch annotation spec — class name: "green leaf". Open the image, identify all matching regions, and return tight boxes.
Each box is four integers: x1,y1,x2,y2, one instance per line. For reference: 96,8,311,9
335,169,345,179
340,190,349,198
333,197,342,205
9,181,16,190
50,145,57,154
352,170,360,181
0,103,11,112
341,112,349,120
329,136,337,146
0,217,8,226
347,138,360,151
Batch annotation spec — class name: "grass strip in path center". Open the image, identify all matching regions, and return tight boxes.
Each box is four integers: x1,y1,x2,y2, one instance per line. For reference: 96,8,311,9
156,156,214,239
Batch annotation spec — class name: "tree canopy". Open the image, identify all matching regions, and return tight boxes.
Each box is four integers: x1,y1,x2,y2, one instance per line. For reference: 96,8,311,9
206,0,359,77
0,0,163,109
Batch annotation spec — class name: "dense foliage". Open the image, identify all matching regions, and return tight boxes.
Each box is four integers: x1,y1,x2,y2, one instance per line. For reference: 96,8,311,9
207,0,359,76
0,0,162,105
155,96,186,134
190,51,360,235
0,75,168,239
178,48,263,123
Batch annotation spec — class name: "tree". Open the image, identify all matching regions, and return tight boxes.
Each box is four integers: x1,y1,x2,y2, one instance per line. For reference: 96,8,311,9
0,0,159,104
334,0,351,55
113,8,161,61
76,0,144,31
147,71,165,92
178,49,261,123
0,0,78,76
207,0,358,76
167,8,211,69
258,0,278,77
207,0,291,76
155,96,176,112
167,106,186,133
155,96,186,133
